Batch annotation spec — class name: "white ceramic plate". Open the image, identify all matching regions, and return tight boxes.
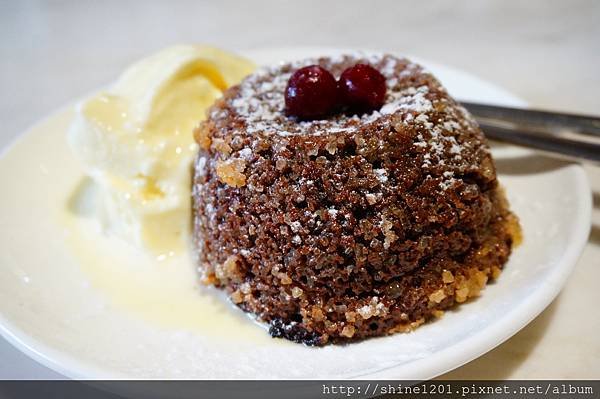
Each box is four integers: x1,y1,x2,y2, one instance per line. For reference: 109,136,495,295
0,47,591,380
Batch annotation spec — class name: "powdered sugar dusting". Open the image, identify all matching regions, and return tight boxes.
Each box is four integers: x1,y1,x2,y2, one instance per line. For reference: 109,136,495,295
229,54,438,137
217,53,487,194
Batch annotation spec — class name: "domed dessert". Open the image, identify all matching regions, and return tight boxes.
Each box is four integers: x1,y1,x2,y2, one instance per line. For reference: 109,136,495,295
192,53,519,345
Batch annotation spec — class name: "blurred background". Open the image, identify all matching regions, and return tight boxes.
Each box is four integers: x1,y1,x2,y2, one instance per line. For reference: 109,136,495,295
0,0,598,379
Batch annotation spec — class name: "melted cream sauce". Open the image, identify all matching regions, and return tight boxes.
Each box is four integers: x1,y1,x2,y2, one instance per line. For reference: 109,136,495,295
60,176,273,345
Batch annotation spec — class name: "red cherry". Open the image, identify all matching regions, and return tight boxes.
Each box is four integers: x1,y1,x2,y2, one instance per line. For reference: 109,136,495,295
285,65,338,120
338,64,386,114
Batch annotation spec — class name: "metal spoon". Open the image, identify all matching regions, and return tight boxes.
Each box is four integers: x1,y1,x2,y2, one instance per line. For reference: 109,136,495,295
460,102,600,164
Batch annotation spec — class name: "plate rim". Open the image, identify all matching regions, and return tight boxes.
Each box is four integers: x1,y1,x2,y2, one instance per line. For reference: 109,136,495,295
0,46,592,380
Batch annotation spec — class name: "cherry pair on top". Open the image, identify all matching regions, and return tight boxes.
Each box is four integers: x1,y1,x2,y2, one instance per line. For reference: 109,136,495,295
285,64,387,120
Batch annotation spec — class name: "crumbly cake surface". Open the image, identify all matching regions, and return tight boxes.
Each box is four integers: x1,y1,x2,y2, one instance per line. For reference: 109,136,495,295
192,54,518,345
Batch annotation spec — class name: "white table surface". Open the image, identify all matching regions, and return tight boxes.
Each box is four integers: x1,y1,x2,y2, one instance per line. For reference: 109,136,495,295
0,0,598,379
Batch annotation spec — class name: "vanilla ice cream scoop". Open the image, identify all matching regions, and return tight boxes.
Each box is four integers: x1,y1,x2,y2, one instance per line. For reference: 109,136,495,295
68,45,255,253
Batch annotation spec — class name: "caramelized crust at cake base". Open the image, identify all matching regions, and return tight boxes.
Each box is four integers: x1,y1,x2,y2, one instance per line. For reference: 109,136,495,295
267,193,518,345
196,180,517,345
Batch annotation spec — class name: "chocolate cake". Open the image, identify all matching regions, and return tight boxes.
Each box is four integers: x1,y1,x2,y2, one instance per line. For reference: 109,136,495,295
192,54,519,345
